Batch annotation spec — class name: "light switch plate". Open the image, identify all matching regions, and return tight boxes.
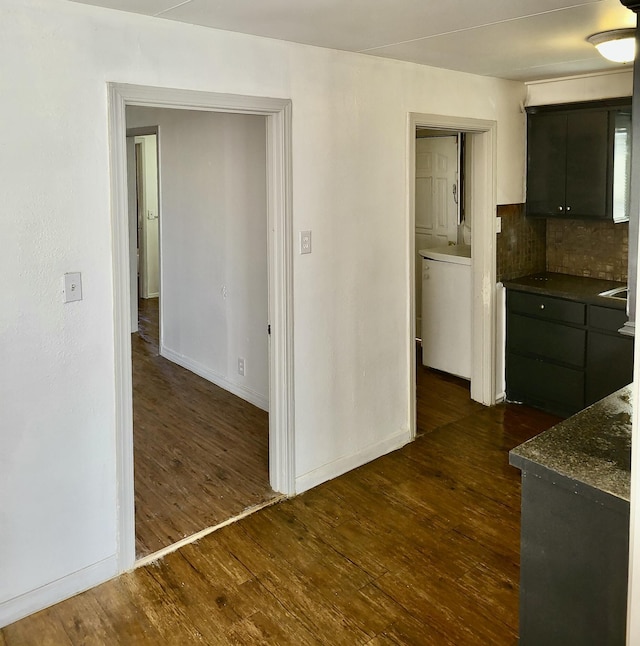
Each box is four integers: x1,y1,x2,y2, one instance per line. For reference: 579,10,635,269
63,272,82,303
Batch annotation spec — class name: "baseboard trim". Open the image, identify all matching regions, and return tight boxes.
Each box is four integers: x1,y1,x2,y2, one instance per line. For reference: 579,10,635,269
160,345,269,412
295,429,412,494
0,555,117,629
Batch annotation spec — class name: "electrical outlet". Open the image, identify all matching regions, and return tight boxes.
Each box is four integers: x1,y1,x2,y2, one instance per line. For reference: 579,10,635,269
300,230,312,254
238,357,245,376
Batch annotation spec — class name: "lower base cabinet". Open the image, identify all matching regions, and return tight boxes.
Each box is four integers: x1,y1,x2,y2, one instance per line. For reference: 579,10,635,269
586,306,634,405
508,354,584,415
506,291,633,417
517,467,628,645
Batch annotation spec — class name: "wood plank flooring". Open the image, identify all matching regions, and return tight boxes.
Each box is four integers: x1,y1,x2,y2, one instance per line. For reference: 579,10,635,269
133,298,278,557
1,358,560,644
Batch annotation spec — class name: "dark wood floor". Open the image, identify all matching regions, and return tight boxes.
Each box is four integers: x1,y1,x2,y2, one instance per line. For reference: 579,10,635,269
1,355,560,644
133,298,278,557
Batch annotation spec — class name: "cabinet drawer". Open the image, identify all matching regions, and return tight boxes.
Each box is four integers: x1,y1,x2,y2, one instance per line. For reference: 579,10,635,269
507,353,584,413
508,291,585,325
508,314,586,367
589,305,627,332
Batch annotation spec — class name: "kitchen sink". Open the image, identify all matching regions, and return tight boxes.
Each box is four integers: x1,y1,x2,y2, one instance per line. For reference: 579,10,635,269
598,286,628,301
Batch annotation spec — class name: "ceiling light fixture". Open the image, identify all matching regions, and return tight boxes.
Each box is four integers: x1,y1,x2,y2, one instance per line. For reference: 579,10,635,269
587,28,636,64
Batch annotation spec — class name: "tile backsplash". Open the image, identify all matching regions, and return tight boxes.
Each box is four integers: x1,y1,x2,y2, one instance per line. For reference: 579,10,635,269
497,204,546,282
497,205,629,283
546,218,629,282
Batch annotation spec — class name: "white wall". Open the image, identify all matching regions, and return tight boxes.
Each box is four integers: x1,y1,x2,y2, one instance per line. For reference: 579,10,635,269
127,107,269,409
0,0,526,625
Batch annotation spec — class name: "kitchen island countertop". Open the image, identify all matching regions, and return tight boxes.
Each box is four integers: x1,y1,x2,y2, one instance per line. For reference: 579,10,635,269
510,385,632,504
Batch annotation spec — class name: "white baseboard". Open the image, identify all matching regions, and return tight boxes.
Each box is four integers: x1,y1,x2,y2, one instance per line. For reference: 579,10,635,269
160,345,269,412
0,555,117,629
295,428,412,494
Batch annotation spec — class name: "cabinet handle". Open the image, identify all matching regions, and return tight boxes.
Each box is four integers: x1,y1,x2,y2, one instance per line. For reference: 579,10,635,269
558,206,564,212
540,304,545,310
566,206,571,212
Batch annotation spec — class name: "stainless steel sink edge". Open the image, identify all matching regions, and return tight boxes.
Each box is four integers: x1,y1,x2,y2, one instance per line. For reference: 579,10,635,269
598,286,628,301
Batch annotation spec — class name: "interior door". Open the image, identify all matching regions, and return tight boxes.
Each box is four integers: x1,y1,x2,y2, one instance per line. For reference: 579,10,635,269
415,135,458,335
126,135,138,333
415,136,458,246
135,142,146,300
134,134,160,300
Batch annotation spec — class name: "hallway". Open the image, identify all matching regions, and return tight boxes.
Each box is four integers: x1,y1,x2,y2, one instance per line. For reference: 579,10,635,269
133,298,279,557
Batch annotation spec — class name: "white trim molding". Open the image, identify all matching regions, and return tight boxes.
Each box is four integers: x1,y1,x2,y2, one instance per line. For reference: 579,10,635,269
160,345,269,412
408,113,498,421
295,429,412,494
107,83,295,575
0,556,117,629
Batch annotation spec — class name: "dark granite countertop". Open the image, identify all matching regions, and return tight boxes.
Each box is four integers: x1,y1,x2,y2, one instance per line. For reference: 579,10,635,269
510,386,632,504
503,272,627,310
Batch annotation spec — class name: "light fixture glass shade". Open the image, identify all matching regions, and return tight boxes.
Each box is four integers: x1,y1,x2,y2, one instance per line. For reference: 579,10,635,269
587,29,636,64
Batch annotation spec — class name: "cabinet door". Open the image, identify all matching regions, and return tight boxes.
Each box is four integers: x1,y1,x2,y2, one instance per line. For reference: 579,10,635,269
565,110,610,218
507,353,584,417
526,113,567,217
585,331,633,405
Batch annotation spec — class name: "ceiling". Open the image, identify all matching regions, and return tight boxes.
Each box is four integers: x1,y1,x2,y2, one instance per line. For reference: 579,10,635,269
69,0,636,82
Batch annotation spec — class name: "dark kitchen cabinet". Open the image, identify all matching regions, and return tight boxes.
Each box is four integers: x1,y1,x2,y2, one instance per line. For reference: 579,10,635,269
526,113,566,217
565,110,609,216
586,306,634,405
526,99,631,221
506,290,634,417
510,402,630,646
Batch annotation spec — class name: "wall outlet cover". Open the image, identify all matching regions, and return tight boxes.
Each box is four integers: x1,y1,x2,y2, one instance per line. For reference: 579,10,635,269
63,272,83,303
300,230,312,254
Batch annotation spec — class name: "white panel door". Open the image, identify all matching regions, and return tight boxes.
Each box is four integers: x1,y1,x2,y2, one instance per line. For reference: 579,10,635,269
415,136,458,247
126,136,138,333
415,135,458,336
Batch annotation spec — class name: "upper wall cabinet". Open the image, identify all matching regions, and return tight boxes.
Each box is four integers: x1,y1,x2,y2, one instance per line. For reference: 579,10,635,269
526,99,631,221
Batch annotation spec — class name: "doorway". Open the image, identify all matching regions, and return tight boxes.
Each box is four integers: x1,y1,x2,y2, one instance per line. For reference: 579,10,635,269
414,130,470,337
126,110,284,560
408,113,498,438
109,84,295,572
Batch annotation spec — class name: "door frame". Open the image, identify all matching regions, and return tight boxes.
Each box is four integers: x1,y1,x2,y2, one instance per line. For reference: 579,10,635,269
408,113,497,436
108,83,295,572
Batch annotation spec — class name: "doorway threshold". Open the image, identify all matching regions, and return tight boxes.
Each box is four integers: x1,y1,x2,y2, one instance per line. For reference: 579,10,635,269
134,494,287,568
